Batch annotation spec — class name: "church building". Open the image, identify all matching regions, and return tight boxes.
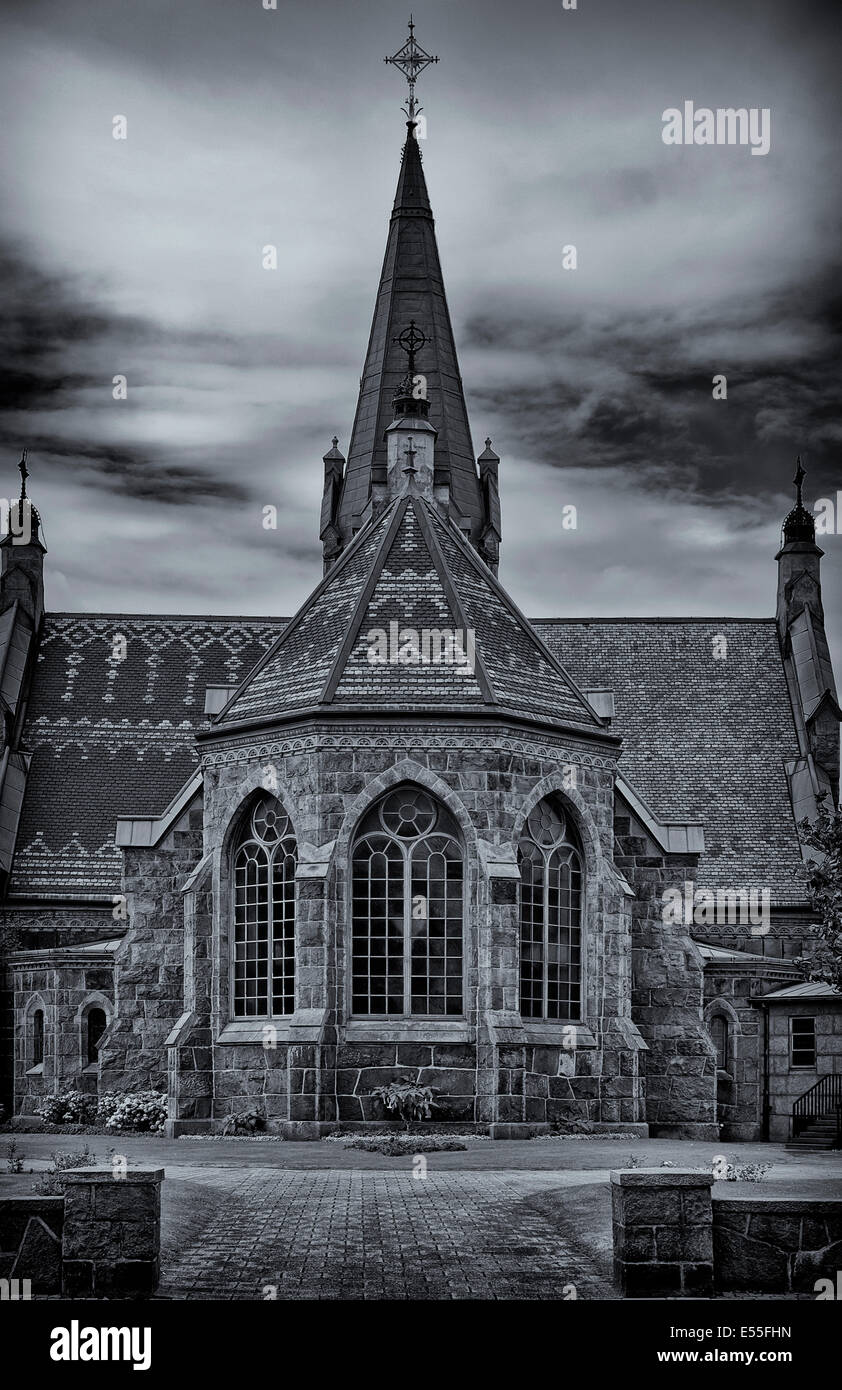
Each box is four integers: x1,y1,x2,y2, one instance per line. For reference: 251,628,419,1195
1,25,839,1145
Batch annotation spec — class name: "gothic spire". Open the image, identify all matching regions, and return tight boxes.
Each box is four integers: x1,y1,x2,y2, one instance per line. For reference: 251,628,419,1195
333,20,484,554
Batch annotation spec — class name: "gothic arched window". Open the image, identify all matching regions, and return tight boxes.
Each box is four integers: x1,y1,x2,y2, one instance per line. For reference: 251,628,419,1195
232,796,297,1018
710,1014,730,1072
32,1007,44,1067
519,795,583,1020
351,786,464,1017
86,1007,107,1065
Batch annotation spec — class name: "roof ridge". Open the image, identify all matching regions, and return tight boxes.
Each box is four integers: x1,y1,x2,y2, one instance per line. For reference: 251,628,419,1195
321,498,408,704
427,507,604,730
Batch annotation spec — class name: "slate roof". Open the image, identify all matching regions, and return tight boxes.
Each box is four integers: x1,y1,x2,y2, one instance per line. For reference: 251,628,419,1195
336,126,484,546
10,614,285,900
5,605,812,911
214,495,606,734
535,618,806,904
758,981,841,1001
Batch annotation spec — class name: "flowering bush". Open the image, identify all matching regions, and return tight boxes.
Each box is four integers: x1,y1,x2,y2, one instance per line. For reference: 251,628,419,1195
222,1109,265,1135
95,1093,122,1124
104,1091,167,1134
36,1091,98,1125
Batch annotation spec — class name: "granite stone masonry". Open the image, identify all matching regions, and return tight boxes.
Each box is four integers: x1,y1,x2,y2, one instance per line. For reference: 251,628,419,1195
611,1168,715,1297
61,1168,164,1299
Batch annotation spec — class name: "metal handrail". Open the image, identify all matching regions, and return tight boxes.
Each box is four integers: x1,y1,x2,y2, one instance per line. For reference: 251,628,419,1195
792,1074,842,1142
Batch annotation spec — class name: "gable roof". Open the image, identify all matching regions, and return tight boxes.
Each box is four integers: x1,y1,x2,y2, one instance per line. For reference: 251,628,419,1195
535,618,807,905
9,614,285,900
758,980,841,1002
213,495,608,736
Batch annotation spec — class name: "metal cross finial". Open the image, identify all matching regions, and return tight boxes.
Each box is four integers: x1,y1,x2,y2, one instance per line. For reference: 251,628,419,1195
384,17,439,123
393,320,428,379
794,456,806,506
18,449,29,501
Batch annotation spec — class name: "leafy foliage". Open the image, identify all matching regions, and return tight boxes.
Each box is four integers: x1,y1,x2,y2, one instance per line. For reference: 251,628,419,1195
222,1109,265,1136
344,1134,465,1155
797,806,842,990
370,1078,437,1129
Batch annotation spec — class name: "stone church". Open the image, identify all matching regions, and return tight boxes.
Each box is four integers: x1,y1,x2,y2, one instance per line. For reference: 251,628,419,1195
1,67,839,1142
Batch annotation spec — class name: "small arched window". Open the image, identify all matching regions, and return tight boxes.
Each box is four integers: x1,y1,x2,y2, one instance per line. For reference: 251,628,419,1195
710,1014,729,1072
232,795,297,1018
351,786,464,1017
32,1007,44,1067
519,795,583,1020
86,1007,107,1065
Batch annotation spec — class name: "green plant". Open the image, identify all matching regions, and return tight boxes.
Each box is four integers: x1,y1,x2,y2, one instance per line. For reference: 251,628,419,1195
796,805,842,990
222,1109,265,1136
343,1134,466,1155
95,1093,122,1124
370,1078,437,1129
104,1091,167,1134
4,1139,25,1173
36,1091,98,1125
49,1145,95,1170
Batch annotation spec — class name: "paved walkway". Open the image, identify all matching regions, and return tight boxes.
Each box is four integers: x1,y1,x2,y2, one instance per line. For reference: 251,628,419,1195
158,1169,616,1300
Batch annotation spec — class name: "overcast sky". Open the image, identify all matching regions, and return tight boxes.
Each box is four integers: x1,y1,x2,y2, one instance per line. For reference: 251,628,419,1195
1,0,839,663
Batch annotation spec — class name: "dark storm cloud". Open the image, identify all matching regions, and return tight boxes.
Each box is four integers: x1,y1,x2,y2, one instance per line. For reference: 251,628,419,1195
0,0,838,650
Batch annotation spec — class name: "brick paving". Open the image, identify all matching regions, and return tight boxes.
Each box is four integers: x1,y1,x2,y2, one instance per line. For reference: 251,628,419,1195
159,1168,616,1300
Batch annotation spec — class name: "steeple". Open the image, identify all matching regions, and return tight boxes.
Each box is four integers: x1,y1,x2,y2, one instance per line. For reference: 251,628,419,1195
775,458,840,809
325,20,497,571
1,449,46,627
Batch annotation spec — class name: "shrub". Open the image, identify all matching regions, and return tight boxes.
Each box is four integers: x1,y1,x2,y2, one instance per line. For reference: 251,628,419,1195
724,1158,771,1182
36,1091,98,1125
370,1078,437,1129
222,1109,265,1136
104,1091,167,1134
31,1145,96,1194
344,1134,466,1155
95,1093,122,1124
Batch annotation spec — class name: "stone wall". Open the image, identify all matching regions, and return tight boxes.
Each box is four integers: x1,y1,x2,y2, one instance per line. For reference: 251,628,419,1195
713,1197,842,1294
62,1168,163,1299
9,952,115,1113
0,1195,63,1293
611,1169,714,1296
168,722,648,1132
101,799,204,1096
617,804,718,1138
611,1169,842,1298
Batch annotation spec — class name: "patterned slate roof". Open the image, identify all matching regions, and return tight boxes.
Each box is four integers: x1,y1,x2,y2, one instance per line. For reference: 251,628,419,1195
216,496,605,733
337,126,483,546
11,615,285,899
534,618,806,905
7,602,811,910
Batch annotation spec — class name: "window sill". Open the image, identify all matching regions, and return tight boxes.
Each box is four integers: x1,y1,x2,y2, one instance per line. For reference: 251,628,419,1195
218,1019,296,1045
344,1020,472,1044
523,1022,597,1049
26,1064,44,1076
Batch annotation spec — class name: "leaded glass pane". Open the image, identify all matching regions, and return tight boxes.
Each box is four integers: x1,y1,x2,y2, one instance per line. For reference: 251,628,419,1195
232,797,296,1018
519,796,582,1021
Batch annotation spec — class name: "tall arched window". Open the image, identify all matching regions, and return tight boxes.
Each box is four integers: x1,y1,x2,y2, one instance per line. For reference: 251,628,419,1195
32,1007,44,1067
710,1014,729,1072
519,795,583,1020
351,786,464,1017
86,1007,107,1065
232,795,297,1017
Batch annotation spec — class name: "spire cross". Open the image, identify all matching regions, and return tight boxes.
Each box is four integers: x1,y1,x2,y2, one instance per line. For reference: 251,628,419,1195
384,16,439,123
393,319,428,379
18,449,29,501
403,441,418,478
794,456,806,508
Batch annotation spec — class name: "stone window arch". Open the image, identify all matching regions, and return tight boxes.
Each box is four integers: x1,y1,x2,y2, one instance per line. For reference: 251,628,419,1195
518,793,583,1020
231,793,297,1018
351,784,464,1017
